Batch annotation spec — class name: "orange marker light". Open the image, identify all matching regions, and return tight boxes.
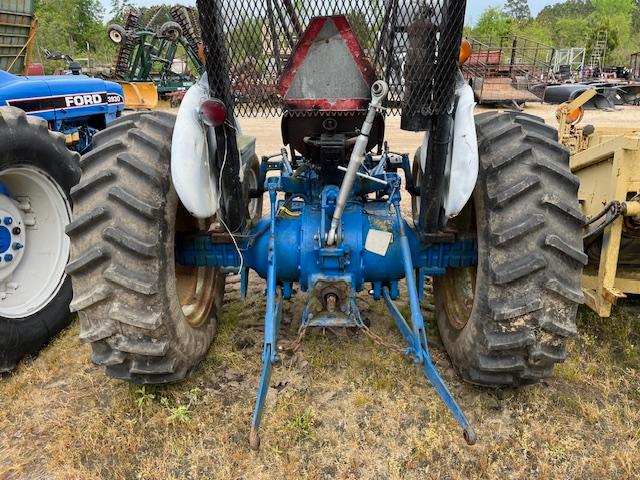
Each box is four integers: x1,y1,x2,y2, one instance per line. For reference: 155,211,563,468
459,38,472,64
566,107,584,125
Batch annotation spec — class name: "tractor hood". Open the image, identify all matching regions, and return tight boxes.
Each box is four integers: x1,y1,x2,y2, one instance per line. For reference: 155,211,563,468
0,70,124,122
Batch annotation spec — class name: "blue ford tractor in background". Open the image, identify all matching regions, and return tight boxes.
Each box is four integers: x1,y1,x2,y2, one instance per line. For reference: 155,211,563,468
0,69,124,372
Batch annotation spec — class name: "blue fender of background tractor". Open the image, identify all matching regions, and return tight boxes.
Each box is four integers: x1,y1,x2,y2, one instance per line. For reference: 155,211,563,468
0,70,124,124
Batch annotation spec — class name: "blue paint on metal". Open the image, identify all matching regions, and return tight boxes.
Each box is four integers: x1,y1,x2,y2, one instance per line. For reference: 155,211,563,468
176,149,479,444
386,202,475,440
0,226,11,254
177,215,476,282
240,267,249,299
4,253,13,262
0,183,11,198
251,189,283,445
3,217,12,225
0,71,124,122
0,70,124,152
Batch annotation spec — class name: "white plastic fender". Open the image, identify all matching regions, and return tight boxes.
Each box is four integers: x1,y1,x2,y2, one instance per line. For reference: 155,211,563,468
445,82,478,218
171,74,219,219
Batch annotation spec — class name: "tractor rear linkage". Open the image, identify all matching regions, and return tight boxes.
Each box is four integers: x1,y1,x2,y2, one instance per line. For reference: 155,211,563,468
176,150,478,449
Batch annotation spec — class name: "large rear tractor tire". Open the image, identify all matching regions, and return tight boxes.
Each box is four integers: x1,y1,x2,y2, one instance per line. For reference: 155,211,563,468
67,112,225,384
0,107,81,372
431,113,587,386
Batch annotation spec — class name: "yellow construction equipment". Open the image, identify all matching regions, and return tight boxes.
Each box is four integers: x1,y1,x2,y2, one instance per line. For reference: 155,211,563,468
559,89,640,317
118,81,158,110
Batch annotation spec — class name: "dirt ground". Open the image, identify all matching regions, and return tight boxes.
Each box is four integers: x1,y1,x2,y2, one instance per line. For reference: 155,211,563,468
238,103,640,159
1,104,639,480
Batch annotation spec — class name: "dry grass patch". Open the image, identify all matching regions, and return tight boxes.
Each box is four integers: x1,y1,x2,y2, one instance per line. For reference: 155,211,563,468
1,281,639,479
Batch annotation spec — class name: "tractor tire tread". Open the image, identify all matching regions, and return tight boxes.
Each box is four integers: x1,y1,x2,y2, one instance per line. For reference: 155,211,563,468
108,185,161,219
435,113,584,387
65,245,109,275
68,112,225,385
71,169,116,199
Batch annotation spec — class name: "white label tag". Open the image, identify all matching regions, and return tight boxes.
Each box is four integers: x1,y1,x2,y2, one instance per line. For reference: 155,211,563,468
365,229,393,256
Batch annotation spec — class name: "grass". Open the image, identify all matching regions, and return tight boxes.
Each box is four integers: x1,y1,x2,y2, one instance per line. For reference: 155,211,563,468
0,282,638,479
286,409,316,442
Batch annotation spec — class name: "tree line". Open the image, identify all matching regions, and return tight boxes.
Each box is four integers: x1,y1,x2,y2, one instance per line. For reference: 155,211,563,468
468,0,640,66
29,0,640,72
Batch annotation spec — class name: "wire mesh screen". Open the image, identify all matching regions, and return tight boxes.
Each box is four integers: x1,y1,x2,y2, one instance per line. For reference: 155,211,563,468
196,0,467,123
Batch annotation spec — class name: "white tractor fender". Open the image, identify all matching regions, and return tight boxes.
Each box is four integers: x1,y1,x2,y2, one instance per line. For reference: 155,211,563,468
444,81,479,218
171,74,219,219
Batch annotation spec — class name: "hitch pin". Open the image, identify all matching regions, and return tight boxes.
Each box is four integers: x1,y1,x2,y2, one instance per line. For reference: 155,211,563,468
337,166,387,186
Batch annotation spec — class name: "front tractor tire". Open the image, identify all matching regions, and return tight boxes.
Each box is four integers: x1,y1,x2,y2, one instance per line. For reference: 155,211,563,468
0,107,81,372
434,113,586,387
67,112,225,383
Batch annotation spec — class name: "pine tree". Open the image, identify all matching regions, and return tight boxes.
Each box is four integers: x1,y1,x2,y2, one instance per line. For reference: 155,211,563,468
503,0,531,22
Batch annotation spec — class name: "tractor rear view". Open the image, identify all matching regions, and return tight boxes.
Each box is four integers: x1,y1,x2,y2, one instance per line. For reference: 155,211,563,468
67,0,584,448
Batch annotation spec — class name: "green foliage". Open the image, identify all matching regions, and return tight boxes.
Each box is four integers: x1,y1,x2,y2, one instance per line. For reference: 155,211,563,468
228,17,266,65
469,0,640,66
517,21,553,45
503,0,532,22
34,0,114,71
160,397,191,423
577,306,640,367
592,0,636,17
537,0,595,25
472,7,513,40
286,409,316,442
159,388,202,423
134,386,156,408
588,17,622,55
553,17,592,48
347,11,372,50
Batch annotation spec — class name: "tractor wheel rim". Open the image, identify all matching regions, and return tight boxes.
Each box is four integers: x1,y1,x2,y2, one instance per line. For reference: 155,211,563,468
110,31,122,43
174,204,217,328
440,203,477,331
441,266,476,330
411,160,422,227
246,167,259,221
0,167,71,319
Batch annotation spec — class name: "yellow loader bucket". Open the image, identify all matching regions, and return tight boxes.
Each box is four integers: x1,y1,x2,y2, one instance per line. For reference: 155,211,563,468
118,82,158,110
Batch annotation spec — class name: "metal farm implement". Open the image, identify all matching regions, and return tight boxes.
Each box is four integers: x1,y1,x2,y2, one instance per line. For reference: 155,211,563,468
67,0,585,449
558,89,640,317
107,6,204,109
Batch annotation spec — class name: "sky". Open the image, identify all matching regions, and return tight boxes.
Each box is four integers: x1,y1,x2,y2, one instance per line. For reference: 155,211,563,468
99,1,562,24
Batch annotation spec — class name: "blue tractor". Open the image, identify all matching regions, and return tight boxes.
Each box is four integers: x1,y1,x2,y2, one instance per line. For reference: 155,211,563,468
67,0,585,449
0,69,124,372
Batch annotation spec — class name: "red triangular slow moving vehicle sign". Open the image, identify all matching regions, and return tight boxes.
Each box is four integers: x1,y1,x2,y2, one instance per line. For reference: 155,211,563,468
278,16,377,112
